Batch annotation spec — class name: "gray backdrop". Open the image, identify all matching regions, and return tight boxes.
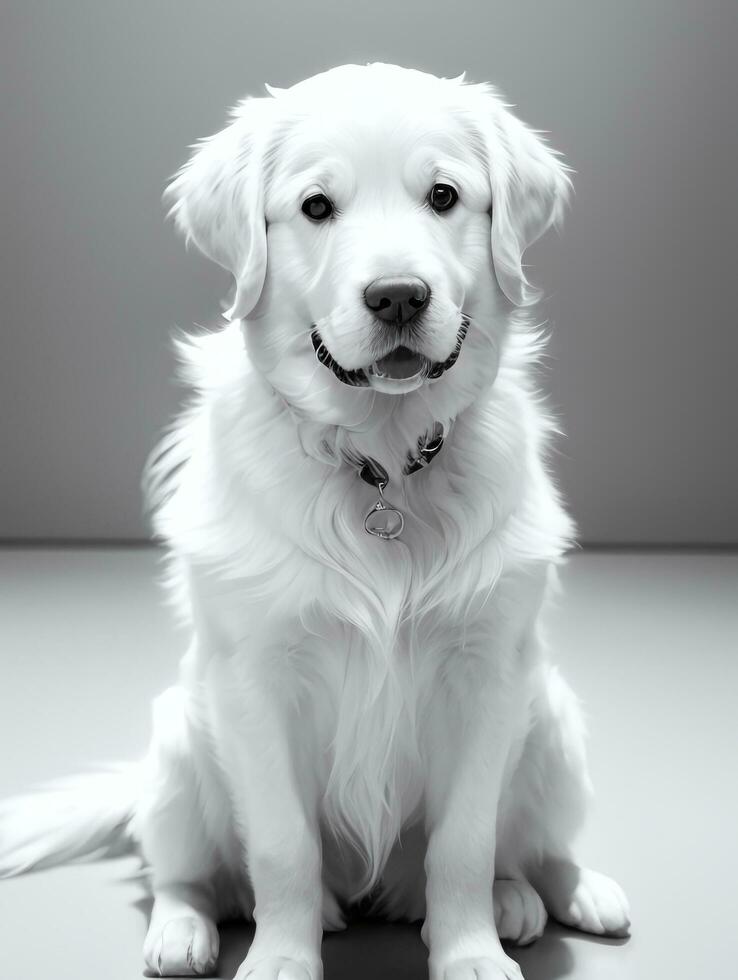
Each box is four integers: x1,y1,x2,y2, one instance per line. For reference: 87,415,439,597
1,0,735,545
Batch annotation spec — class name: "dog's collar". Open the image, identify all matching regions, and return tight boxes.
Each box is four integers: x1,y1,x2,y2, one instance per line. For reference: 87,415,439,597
343,421,446,540
267,352,448,540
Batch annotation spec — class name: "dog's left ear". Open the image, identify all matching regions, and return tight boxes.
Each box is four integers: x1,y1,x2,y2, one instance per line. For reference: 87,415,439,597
165,97,276,321
481,93,572,307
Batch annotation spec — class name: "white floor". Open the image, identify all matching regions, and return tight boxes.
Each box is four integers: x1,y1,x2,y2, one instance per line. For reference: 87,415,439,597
0,548,736,980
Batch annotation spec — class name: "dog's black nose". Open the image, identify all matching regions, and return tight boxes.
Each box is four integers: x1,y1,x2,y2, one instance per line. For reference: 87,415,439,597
364,276,430,324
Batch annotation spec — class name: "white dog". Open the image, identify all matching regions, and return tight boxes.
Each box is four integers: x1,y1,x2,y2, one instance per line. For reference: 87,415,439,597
0,64,630,980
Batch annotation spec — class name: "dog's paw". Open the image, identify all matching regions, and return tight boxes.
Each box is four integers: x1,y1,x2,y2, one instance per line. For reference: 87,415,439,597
430,940,522,980
494,879,547,946
538,860,631,937
559,867,630,937
437,957,521,980
234,954,322,980
143,914,219,976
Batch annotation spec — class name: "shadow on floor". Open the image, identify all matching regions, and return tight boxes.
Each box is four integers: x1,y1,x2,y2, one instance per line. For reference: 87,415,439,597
219,920,428,980
214,918,624,980
511,923,575,980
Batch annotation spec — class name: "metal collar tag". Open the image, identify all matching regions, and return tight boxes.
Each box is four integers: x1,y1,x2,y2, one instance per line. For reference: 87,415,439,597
354,422,446,541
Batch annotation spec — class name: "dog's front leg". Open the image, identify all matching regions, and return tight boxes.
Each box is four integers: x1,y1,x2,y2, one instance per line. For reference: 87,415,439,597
423,655,523,980
209,651,323,980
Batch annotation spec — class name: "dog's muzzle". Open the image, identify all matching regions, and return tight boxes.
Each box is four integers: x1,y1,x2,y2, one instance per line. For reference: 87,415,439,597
310,317,470,394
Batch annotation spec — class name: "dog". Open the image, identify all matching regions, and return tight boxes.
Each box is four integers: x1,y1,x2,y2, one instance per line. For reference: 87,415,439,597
0,64,630,980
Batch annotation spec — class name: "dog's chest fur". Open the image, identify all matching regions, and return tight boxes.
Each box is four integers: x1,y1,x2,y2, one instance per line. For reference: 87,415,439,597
186,466,542,894
263,541,517,895
152,329,573,892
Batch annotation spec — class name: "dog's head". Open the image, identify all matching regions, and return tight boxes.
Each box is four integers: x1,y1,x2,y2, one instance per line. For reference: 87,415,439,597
167,64,569,422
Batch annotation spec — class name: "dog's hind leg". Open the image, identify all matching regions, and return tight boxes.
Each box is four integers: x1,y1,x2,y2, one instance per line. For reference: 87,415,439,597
501,662,631,939
135,685,237,976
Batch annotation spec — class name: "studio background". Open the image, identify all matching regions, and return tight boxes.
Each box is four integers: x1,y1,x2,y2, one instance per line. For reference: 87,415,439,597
1,0,736,545
2,7,737,980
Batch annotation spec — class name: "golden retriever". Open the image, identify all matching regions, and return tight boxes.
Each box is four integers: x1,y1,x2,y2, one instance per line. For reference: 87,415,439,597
0,64,629,980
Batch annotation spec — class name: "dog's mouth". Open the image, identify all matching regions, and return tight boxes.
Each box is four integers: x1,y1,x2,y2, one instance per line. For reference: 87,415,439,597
310,317,470,394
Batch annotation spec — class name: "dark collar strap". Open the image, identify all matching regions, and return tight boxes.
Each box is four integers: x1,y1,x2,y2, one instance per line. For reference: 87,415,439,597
403,420,445,475
356,421,446,489
347,421,449,540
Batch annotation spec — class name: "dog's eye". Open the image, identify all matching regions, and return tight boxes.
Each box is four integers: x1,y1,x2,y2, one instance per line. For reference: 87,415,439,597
301,194,334,222
428,183,458,213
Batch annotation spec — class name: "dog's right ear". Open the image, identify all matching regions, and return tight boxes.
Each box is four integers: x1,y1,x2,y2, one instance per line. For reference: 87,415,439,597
467,84,572,307
165,97,276,321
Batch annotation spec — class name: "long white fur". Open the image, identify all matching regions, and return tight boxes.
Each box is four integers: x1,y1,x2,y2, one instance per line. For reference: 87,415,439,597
0,64,630,980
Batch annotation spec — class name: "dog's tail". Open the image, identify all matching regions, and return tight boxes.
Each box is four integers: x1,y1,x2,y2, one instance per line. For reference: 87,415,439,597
0,763,141,878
